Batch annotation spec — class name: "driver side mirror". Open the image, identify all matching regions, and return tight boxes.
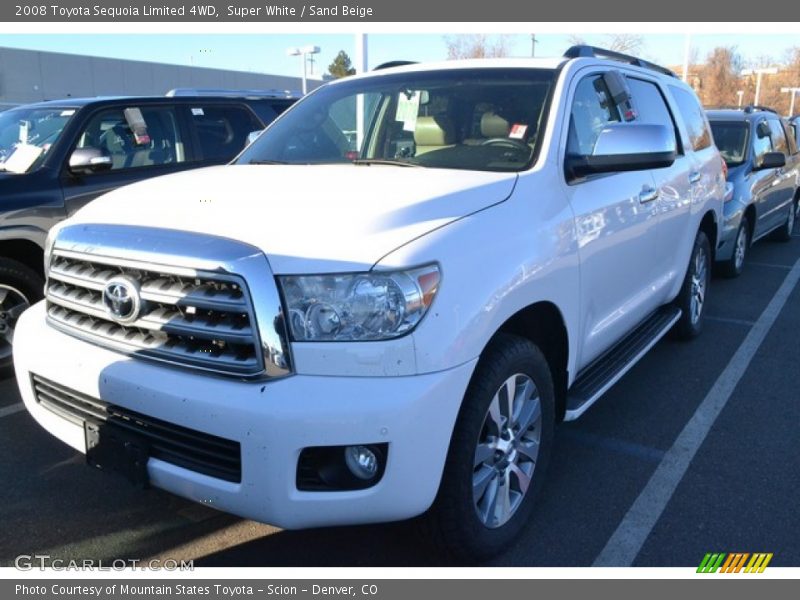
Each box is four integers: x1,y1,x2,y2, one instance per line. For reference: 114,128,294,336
754,151,785,170
566,123,676,179
68,148,112,175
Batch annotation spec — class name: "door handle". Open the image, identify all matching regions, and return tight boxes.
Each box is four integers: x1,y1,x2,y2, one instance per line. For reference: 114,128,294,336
639,187,659,203
689,171,702,184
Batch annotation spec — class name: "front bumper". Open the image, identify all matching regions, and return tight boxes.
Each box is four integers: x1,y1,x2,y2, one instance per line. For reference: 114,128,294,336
14,301,475,529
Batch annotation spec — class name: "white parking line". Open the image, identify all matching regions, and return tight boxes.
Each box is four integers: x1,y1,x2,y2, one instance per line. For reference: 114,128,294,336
747,261,792,270
0,403,25,419
705,315,756,327
594,255,800,567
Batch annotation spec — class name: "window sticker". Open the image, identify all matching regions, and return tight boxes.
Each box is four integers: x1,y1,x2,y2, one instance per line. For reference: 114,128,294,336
191,108,205,116
60,110,76,117
509,124,528,139
396,91,421,132
123,107,151,145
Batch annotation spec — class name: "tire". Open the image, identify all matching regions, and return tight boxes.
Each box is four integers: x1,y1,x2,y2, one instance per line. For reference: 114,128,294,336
673,231,711,340
720,216,749,278
773,198,797,242
0,258,44,377
422,333,555,562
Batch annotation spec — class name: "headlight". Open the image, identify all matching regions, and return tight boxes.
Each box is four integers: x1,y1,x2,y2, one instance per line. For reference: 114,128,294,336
279,264,440,342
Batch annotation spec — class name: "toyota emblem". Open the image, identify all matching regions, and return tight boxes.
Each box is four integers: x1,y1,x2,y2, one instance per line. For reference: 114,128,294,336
102,277,142,324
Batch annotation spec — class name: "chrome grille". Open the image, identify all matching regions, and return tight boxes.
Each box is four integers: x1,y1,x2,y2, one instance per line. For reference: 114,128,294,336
46,251,265,377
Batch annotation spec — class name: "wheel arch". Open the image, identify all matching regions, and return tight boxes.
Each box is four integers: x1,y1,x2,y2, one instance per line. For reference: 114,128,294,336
491,301,570,422
0,238,45,278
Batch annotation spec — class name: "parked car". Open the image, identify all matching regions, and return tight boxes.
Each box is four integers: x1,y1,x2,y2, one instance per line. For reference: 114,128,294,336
707,106,800,277
13,46,724,559
0,92,296,371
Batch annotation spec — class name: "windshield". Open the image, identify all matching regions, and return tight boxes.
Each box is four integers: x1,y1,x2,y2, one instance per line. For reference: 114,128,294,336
237,68,556,172
710,121,749,167
0,106,76,173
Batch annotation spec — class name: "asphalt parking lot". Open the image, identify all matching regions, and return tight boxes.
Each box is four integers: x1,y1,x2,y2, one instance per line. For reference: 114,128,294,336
1,232,798,568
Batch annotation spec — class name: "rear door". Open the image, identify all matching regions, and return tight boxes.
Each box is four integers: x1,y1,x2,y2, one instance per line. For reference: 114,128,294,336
627,76,693,293
60,104,190,216
666,85,722,271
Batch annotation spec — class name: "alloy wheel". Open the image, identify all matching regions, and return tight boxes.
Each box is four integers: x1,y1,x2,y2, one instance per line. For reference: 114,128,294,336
472,373,542,529
0,285,30,361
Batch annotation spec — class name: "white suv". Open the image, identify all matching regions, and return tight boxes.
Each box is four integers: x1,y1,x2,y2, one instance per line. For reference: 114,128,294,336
14,46,724,559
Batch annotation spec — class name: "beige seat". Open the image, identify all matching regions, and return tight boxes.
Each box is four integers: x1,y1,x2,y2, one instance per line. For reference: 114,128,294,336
480,111,510,138
414,115,456,155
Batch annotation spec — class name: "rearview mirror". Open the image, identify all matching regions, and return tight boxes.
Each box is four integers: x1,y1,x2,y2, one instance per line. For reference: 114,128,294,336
567,123,676,179
755,151,785,170
68,148,112,175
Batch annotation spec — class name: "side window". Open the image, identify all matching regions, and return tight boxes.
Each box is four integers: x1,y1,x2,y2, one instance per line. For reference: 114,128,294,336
627,78,678,150
188,105,263,162
567,75,621,156
752,121,773,162
75,106,184,171
669,87,713,151
768,119,789,155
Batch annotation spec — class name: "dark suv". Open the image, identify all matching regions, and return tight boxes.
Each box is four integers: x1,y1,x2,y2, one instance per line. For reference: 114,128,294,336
0,93,295,370
707,106,800,277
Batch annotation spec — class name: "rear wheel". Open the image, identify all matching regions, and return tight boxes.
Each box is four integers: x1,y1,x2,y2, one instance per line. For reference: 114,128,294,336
773,198,797,242
423,334,555,561
673,231,711,340
720,217,749,278
0,258,44,377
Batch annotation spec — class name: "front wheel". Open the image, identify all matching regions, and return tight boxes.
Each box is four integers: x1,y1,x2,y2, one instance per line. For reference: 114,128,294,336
0,258,44,377
423,334,555,561
673,231,711,340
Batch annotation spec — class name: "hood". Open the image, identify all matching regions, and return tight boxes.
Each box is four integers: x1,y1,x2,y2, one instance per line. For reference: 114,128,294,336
67,164,517,273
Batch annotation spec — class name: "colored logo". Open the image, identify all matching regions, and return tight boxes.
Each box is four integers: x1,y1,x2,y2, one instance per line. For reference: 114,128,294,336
697,552,773,573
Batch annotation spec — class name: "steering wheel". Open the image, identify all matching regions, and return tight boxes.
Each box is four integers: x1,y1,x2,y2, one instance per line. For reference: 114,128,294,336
480,137,530,152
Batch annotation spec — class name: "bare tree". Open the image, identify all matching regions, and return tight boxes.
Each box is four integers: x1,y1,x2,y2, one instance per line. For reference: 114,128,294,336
443,34,511,59
566,34,586,47
700,46,743,107
605,34,644,55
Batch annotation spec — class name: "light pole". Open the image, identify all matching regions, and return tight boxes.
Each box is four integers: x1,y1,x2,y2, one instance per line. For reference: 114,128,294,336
531,34,537,57
736,90,744,107
780,87,800,116
287,45,321,95
741,67,778,106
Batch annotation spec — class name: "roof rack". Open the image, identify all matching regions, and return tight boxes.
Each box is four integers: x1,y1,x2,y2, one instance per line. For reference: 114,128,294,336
563,45,677,78
743,105,777,114
373,61,418,71
165,88,300,99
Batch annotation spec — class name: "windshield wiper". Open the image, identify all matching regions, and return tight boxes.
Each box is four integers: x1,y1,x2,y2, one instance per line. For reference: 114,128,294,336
351,159,423,168
248,159,290,165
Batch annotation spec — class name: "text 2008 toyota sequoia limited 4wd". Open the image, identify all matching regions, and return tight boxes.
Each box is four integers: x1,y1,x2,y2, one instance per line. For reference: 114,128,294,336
14,47,724,559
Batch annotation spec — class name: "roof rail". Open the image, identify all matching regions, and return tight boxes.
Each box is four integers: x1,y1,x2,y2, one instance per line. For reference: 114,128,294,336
563,45,677,78
743,104,777,114
373,61,418,71
165,88,300,99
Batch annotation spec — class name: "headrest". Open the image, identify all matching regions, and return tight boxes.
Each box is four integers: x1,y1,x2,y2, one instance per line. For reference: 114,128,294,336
414,115,455,146
481,111,510,138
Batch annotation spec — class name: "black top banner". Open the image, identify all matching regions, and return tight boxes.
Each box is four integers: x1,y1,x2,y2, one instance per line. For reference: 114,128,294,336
1,0,793,22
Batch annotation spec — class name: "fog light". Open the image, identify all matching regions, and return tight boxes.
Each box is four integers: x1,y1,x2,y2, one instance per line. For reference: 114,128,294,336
344,445,378,480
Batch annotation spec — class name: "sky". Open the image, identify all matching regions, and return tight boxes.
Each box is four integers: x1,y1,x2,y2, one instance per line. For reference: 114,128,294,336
0,33,798,80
